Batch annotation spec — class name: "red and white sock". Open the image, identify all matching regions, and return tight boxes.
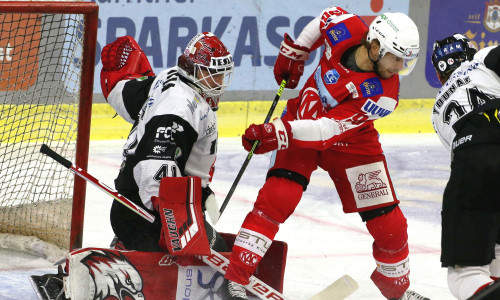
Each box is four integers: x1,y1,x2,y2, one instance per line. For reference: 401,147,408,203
225,209,279,285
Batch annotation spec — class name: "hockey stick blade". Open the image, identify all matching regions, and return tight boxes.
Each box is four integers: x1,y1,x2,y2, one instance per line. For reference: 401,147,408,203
214,79,287,225
307,274,358,300
199,248,357,300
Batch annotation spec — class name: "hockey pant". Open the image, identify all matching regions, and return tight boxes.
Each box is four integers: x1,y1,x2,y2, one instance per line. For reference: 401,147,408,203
225,175,410,299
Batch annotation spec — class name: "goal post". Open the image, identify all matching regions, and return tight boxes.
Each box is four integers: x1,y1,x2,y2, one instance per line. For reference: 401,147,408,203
0,1,98,251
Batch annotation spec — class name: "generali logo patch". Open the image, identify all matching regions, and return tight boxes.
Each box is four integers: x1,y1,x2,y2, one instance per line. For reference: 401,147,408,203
346,161,394,209
0,14,40,91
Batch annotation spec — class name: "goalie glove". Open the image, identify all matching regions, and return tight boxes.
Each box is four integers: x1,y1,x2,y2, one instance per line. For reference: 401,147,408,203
242,119,293,154
100,36,155,99
274,33,310,89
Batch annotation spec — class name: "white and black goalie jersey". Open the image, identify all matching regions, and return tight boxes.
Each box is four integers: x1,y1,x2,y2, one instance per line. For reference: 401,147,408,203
107,67,217,210
432,46,500,151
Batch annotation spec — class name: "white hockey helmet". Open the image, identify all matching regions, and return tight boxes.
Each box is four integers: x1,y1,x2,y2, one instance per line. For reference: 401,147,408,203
366,12,420,76
178,32,234,110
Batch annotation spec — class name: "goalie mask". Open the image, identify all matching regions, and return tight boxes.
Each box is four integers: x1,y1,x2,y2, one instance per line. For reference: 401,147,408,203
367,12,420,76
178,32,234,111
431,33,477,80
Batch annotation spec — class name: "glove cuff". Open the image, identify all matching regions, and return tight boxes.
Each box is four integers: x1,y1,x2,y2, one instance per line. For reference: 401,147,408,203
280,33,310,61
272,119,292,150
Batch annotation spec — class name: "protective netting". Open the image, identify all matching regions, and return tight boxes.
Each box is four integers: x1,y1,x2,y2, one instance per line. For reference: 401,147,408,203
0,12,86,250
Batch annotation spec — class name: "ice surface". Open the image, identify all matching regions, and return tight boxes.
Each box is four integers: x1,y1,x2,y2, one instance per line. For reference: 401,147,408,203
0,134,455,299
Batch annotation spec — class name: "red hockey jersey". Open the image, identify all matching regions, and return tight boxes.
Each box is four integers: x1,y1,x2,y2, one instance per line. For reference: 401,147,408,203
286,7,400,155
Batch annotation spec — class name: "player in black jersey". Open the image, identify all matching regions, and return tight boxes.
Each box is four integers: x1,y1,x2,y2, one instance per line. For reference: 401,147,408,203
431,34,500,300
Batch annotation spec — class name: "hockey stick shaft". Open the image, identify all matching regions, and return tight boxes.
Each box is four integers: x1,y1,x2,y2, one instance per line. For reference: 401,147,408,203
214,79,287,224
40,144,155,223
199,248,357,300
199,248,290,300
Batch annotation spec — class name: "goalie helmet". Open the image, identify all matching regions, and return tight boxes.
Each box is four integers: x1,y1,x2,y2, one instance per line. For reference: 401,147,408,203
431,33,477,80
366,12,420,76
178,32,234,110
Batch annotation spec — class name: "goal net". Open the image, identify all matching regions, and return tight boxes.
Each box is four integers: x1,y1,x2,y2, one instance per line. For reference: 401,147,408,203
0,1,98,252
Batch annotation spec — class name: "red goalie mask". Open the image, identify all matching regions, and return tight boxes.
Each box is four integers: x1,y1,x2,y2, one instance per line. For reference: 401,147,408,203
177,32,234,111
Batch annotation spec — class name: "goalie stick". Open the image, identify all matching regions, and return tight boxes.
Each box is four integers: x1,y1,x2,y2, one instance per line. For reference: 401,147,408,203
39,144,358,300
212,79,287,225
200,248,358,300
40,144,155,223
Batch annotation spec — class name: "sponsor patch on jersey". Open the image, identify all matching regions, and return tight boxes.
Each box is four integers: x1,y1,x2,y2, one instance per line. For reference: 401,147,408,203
345,82,359,98
362,99,393,118
326,23,351,46
359,77,383,98
324,69,340,84
346,161,394,209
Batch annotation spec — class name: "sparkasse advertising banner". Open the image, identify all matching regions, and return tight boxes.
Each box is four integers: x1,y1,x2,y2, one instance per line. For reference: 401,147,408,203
91,0,410,93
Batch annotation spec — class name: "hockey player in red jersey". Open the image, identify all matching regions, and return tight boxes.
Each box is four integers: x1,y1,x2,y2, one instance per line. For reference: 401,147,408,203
431,34,500,300
224,7,429,300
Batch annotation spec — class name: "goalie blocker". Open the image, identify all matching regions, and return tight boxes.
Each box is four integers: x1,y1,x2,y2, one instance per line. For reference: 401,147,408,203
153,176,211,256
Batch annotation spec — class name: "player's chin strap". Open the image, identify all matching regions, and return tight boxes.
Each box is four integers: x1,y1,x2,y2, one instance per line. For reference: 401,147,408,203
367,46,381,75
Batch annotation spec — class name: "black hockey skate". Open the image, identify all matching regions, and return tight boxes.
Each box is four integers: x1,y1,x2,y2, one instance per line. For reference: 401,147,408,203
217,278,248,300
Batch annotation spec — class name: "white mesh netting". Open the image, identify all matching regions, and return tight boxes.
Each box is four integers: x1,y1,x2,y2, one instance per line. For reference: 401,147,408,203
0,9,87,251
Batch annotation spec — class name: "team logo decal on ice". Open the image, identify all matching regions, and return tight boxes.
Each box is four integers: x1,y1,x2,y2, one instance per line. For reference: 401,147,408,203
326,23,351,46
346,162,394,209
80,250,144,300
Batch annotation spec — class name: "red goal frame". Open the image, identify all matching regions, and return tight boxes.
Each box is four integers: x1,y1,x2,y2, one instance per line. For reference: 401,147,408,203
0,1,99,250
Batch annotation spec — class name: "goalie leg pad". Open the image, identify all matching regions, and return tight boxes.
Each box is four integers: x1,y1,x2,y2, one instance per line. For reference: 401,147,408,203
366,206,410,299
225,209,280,285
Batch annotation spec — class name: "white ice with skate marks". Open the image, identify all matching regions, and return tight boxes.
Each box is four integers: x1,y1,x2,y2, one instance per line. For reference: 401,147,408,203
0,134,455,299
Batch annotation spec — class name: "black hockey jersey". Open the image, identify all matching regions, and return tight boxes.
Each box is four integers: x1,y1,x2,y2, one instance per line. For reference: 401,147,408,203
432,46,500,151
107,67,217,210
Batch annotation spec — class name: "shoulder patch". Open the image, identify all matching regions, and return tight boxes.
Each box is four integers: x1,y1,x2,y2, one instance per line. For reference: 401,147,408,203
324,69,340,84
359,77,383,98
326,23,351,46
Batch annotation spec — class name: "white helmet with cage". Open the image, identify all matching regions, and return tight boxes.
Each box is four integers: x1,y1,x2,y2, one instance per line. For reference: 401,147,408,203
366,12,420,76
178,32,234,110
